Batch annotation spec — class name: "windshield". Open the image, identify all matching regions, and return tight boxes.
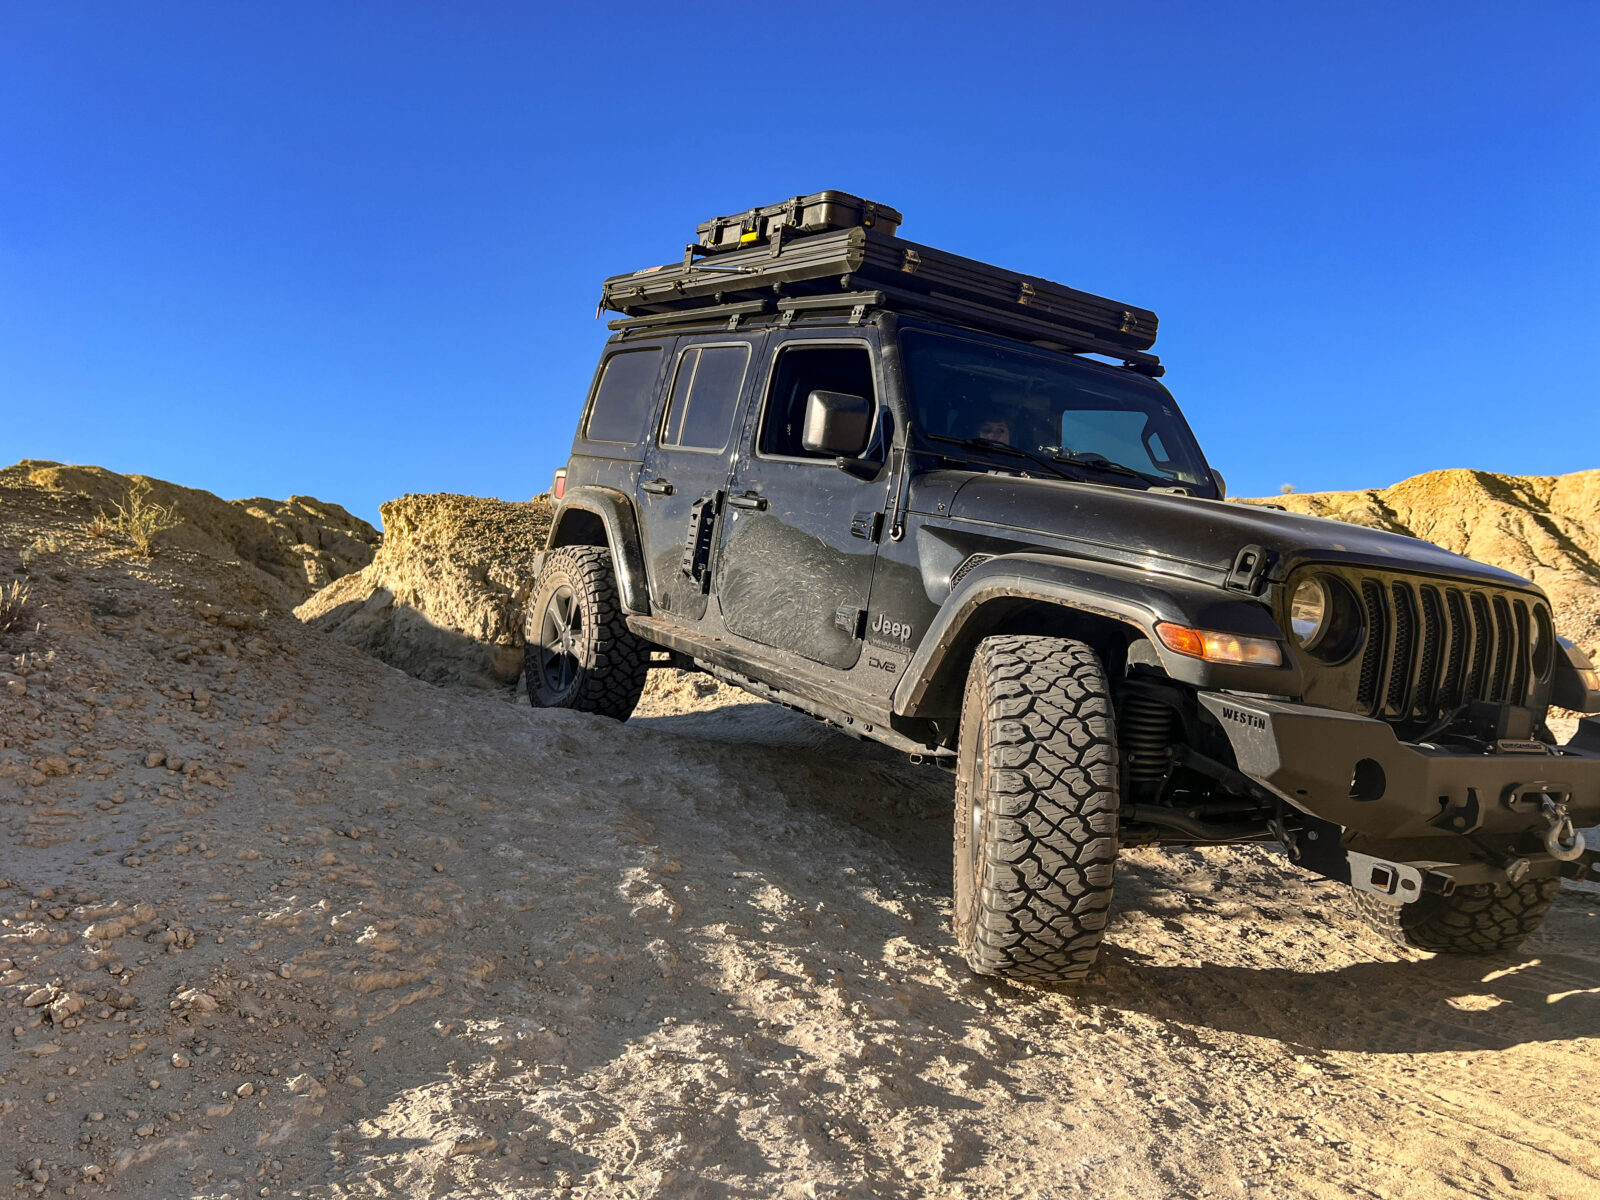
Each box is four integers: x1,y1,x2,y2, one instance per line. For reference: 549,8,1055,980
899,329,1213,489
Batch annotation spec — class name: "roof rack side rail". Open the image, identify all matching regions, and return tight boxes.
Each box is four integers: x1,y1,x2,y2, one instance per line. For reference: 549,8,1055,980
872,283,1165,377
607,298,772,334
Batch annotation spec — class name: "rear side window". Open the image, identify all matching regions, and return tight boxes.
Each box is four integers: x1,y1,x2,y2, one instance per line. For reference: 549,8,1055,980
758,344,876,459
584,348,664,443
661,345,750,451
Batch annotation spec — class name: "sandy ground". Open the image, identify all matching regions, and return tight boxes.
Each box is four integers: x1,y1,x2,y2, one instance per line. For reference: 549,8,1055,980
4,518,1600,1199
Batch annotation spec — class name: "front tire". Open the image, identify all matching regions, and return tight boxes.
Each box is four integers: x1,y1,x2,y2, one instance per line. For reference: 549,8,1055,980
524,546,651,720
953,635,1120,983
1355,878,1559,954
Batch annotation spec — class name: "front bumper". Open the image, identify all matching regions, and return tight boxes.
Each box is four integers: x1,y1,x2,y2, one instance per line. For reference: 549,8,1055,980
1199,693,1600,875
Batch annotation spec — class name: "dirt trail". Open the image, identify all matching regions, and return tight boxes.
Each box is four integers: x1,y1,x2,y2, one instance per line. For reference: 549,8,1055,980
3,474,1600,1199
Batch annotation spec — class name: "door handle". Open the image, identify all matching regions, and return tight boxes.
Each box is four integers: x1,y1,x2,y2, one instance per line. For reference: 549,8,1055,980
728,491,767,511
641,478,674,496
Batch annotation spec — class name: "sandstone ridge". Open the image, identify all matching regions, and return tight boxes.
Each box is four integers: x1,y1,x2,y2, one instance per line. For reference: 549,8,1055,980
294,492,553,690
0,460,378,608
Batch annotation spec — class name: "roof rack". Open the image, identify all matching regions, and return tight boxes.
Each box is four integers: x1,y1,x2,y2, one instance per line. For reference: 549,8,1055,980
600,201,1161,373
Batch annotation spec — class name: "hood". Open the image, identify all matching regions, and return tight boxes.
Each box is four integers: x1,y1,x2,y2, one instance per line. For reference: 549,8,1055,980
935,473,1534,590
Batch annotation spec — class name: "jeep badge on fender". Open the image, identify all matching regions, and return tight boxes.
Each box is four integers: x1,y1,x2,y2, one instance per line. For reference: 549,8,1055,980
528,191,1600,984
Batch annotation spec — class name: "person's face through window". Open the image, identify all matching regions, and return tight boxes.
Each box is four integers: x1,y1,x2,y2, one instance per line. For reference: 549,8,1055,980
976,417,1012,445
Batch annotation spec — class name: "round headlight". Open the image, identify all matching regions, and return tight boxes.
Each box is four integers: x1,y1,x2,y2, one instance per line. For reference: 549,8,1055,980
1290,578,1331,649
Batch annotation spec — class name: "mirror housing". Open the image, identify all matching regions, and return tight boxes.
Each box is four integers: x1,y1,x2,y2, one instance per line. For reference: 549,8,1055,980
801,390,872,457
1211,469,1227,499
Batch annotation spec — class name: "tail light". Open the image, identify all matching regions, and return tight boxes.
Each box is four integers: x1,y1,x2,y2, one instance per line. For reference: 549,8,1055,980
552,469,567,501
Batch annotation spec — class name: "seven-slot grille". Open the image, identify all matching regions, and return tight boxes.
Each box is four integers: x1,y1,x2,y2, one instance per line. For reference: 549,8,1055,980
1352,577,1543,721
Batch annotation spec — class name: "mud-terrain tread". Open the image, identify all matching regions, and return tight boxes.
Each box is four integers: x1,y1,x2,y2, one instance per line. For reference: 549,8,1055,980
954,635,1119,983
1355,877,1559,954
525,546,651,721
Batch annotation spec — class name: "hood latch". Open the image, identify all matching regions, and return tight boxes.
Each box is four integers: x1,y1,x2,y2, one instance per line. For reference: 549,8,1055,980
1224,544,1275,594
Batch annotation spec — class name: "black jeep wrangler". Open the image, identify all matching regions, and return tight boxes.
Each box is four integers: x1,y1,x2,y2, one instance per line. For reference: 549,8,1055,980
530,192,1600,983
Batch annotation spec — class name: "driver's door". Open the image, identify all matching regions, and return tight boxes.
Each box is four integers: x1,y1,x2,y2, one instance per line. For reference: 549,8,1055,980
714,334,893,670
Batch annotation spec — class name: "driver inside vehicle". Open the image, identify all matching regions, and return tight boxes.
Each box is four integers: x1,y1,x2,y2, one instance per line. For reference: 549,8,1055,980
975,416,1013,445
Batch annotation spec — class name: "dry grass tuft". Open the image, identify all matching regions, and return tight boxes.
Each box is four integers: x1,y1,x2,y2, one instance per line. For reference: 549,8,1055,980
86,511,112,538
0,578,32,640
105,479,183,557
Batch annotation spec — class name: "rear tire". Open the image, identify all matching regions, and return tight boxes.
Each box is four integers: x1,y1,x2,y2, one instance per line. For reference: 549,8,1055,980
953,635,1120,983
524,546,651,720
1355,877,1559,954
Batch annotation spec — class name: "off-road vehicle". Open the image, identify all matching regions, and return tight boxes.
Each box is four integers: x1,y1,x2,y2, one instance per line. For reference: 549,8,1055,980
529,191,1600,982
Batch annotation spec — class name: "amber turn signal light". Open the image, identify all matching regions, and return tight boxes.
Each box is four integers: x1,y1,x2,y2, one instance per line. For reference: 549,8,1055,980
1155,622,1283,667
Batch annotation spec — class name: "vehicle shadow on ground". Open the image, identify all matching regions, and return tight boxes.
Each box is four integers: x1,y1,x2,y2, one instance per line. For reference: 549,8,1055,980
1084,939,1600,1056
639,702,1600,1061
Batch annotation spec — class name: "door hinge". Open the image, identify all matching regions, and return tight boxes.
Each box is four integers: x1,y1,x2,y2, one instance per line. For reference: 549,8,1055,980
680,492,722,591
835,605,867,638
850,510,883,541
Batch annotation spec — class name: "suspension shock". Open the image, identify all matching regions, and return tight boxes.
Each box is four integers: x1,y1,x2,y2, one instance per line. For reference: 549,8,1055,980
1120,693,1176,792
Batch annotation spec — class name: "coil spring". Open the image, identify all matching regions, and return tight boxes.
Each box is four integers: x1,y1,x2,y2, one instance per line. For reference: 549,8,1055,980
1120,694,1176,786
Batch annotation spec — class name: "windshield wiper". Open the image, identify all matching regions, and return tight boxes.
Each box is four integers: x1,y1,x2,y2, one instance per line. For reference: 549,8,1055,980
1049,450,1165,488
922,433,1085,484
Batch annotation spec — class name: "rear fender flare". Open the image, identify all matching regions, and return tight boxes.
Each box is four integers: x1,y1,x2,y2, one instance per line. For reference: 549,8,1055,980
546,486,651,615
891,552,1301,720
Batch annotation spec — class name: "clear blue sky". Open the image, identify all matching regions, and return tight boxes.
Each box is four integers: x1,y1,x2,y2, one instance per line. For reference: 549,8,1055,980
3,2,1595,525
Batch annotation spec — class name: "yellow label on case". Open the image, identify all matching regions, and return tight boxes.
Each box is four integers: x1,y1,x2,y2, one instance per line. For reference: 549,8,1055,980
740,231,759,243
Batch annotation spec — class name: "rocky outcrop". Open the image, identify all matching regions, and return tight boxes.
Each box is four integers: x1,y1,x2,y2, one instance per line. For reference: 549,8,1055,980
0,460,378,607
1239,468,1600,661
295,493,553,690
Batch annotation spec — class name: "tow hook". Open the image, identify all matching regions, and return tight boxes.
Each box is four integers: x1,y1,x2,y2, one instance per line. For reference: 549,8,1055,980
1541,794,1587,862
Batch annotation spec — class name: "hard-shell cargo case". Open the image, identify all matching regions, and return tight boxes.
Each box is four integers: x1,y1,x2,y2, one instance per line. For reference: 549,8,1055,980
602,226,1158,353
696,191,903,253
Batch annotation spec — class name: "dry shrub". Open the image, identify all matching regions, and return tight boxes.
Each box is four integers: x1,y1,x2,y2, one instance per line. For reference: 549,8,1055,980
86,512,112,538
105,480,182,557
0,578,31,640
19,534,60,568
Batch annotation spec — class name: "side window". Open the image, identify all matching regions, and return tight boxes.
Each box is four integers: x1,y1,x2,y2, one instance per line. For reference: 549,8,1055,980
660,344,751,451
584,348,664,443
758,344,876,459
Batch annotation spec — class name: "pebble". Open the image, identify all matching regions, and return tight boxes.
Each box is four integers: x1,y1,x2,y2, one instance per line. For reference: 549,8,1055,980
236,1082,255,1098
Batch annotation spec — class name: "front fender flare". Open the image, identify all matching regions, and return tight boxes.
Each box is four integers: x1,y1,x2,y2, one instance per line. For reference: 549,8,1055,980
891,552,1301,719
547,486,651,615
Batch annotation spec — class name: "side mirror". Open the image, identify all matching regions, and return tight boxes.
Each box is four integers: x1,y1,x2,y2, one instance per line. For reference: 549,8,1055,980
1211,470,1227,499
801,390,872,457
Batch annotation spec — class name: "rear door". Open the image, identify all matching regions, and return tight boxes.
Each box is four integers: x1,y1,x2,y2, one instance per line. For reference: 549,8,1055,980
715,332,893,670
635,334,763,624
